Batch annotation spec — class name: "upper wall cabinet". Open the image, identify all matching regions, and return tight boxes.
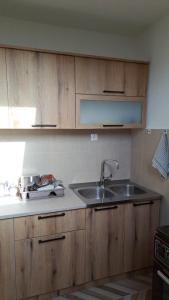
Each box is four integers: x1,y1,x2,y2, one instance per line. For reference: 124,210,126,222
6,50,75,129
6,50,41,128
75,57,149,98
75,57,125,95
0,47,149,130
125,63,149,97
0,49,9,128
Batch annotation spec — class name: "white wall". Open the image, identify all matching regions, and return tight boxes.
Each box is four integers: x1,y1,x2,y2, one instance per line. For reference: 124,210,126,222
0,16,140,60
137,13,169,129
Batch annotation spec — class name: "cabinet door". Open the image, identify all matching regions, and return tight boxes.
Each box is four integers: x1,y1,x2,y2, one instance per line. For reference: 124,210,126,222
76,94,144,129
125,63,149,97
124,200,160,272
6,49,41,128
6,50,75,129
86,205,124,281
0,49,9,128
15,230,86,299
38,54,75,129
0,219,16,300
75,57,124,95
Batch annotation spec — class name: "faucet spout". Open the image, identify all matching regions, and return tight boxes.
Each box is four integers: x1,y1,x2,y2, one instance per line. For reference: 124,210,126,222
99,159,119,187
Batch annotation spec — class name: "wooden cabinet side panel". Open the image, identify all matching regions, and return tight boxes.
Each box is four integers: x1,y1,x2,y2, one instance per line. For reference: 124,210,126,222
0,48,9,128
0,219,16,300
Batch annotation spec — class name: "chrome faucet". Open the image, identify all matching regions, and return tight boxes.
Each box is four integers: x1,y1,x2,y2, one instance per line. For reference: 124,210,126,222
99,159,119,187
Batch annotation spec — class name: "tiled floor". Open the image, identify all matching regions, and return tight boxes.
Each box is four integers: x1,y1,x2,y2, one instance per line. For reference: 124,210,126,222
54,274,152,300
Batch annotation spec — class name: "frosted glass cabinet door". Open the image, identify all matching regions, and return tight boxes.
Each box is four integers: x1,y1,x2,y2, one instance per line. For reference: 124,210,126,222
76,96,144,128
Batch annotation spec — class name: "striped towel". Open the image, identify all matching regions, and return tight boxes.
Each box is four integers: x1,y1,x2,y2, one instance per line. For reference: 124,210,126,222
152,132,169,179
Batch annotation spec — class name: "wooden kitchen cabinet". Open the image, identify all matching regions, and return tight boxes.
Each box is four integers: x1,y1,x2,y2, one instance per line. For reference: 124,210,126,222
0,219,16,300
124,200,160,272
86,205,124,281
6,49,75,129
0,46,149,130
0,49,9,128
76,94,145,129
125,62,149,97
6,49,41,128
15,230,86,299
75,57,125,95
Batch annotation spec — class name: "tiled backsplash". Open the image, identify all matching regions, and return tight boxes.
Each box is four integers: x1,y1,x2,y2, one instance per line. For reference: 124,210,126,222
0,130,131,188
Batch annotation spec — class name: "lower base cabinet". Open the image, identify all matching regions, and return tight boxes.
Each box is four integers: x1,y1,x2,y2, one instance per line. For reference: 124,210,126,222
0,219,16,300
0,201,161,300
15,230,86,299
124,200,160,272
86,204,125,281
86,200,160,282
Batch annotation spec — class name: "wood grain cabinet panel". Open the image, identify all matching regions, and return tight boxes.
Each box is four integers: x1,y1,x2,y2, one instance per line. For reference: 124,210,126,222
14,209,86,240
124,200,160,272
86,205,124,281
6,49,75,129
125,63,149,97
37,53,76,129
0,219,16,300
15,230,86,299
75,57,125,95
0,49,9,128
6,49,41,128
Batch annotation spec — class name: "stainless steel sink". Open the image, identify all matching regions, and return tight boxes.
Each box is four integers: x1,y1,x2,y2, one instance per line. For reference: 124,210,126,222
109,184,146,197
74,186,115,201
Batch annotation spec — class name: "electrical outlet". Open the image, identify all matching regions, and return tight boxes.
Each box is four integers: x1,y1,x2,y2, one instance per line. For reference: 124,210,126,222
90,134,98,141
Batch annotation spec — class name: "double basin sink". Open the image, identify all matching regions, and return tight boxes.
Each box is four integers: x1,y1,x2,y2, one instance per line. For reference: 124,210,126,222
69,180,159,207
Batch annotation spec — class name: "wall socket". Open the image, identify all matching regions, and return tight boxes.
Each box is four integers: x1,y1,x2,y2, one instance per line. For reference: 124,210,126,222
90,134,98,141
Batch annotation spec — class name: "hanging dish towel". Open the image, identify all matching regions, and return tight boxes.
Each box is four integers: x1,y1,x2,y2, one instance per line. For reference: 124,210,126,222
152,132,169,179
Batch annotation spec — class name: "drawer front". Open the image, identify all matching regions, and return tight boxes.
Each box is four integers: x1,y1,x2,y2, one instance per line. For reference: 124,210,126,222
15,230,86,299
14,209,86,240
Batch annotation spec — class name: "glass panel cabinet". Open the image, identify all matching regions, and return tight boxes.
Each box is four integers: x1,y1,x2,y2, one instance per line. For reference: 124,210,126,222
76,95,145,129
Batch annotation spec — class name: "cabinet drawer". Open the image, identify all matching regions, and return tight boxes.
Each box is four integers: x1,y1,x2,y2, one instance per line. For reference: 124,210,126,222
14,209,86,240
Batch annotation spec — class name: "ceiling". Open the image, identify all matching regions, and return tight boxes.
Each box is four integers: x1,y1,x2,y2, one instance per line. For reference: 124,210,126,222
1,0,169,36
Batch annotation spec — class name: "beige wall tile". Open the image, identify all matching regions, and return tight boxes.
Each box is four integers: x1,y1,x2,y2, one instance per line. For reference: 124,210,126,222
0,131,131,187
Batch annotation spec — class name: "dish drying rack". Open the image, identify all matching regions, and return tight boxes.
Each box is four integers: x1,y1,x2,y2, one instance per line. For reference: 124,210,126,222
18,174,65,200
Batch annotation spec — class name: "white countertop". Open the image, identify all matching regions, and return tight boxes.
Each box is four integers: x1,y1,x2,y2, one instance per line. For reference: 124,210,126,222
0,188,86,219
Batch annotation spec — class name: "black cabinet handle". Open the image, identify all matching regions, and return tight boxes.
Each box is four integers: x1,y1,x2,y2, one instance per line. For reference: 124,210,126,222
38,213,65,220
102,124,124,127
95,205,118,212
103,90,125,94
32,124,57,128
39,235,65,244
133,201,154,207
32,124,41,127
